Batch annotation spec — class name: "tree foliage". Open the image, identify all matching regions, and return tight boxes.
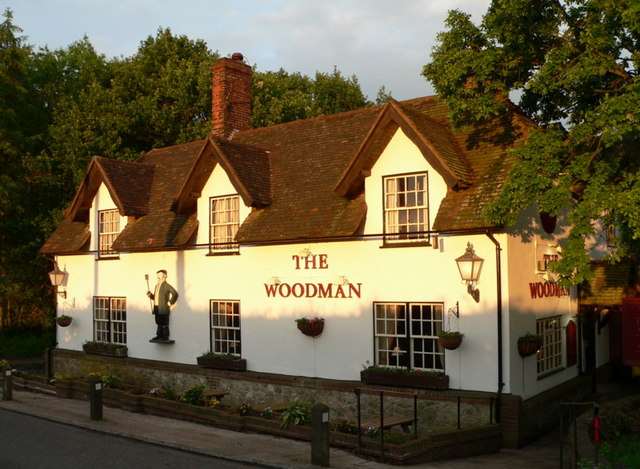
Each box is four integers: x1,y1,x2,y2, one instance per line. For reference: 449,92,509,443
252,67,368,127
424,0,640,284
0,9,371,327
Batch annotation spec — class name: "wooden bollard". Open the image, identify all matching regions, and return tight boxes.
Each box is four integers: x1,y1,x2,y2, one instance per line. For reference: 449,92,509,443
2,369,12,401
88,377,103,420
311,403,330,467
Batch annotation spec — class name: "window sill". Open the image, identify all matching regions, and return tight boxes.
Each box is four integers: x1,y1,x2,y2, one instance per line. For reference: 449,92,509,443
537,366,566,381
206,251,240,257
96,256,120,261
380,241,431,249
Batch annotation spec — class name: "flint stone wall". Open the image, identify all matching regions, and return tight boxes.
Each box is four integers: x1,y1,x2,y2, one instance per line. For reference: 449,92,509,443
54,349,493,432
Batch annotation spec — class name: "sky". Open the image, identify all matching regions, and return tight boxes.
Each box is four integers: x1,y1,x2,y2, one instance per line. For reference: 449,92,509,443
2,1,490,100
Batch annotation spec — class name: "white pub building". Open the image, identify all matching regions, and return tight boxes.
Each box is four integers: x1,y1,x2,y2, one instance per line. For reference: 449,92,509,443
42,53,614,446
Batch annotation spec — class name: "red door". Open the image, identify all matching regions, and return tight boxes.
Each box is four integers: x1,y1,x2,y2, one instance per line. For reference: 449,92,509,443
621,297,640,366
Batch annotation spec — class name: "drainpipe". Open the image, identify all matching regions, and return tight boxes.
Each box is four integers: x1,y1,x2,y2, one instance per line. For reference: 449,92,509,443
486,231,504,423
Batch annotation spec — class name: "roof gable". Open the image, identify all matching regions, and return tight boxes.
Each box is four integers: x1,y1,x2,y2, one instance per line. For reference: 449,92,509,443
65,157,154,221
174,136,271,214
334,99,474,197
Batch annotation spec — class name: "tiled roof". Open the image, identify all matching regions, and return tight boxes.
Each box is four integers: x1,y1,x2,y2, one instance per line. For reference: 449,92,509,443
41,221,90,254
95,157,154,217
579,261,634,306
42,95,529,254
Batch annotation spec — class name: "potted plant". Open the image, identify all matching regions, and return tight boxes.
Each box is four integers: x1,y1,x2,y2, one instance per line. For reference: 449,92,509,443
83,340,128,358
360,365,449,390
295,317,324,337
56,315,73,327
196,352,247,371
438,331,464,350
517,333,543,357
0,359,10,371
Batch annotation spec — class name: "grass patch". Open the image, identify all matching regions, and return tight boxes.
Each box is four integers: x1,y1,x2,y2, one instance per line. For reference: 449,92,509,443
0,328,55,358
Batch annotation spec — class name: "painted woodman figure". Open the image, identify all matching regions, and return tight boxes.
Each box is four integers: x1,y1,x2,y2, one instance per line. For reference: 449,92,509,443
146,270,179,341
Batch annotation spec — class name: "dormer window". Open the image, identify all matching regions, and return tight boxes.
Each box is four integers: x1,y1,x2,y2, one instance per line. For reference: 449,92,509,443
210,195,240,253
98,209,120,258
383,172,429,244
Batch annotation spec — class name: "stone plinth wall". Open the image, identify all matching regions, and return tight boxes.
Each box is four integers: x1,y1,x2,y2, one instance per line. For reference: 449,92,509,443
54,349,494,432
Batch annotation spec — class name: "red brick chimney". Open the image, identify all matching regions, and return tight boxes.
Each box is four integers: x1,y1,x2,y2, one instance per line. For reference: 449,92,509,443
211,52,252,138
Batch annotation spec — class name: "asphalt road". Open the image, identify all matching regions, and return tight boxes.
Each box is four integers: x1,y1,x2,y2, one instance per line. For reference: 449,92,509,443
0,409,253,469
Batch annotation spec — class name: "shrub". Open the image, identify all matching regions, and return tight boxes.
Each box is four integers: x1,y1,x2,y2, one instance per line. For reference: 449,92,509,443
281,400,312,428
161,384,180,401
239,402,251,416
0,328,55,358
181,385,206,406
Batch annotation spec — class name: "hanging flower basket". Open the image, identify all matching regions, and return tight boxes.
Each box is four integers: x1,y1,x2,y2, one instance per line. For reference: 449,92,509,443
539,211,557,234
56,315,73,327
438,331,464,350
518,334,543,357
295,317,324,337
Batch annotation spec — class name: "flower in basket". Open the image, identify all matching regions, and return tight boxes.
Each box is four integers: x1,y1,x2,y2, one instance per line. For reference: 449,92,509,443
437,330,464,350
295,317,325,337
56,315,73,327
517,333,543,357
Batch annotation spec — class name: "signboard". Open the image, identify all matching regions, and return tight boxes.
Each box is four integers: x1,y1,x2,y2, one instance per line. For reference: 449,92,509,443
622,297,640,367
529,281,570,299
264,253,362,299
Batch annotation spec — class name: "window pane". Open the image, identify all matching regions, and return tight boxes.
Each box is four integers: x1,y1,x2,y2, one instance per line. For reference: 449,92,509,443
383,174,429,243
210,196,240,252
210,300,241,356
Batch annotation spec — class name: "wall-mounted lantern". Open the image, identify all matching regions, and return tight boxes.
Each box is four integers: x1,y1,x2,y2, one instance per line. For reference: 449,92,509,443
455,243,484,302
48,262,68,299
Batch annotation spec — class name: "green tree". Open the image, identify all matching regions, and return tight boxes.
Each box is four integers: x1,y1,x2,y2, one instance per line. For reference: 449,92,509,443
252,67,369,127
375,85,393,105
424,0,640,284
0,8,52,328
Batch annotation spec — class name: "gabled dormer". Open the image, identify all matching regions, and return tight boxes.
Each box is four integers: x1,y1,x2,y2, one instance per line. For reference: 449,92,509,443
335,99,474,245
41,156,153,257
174,136,271,254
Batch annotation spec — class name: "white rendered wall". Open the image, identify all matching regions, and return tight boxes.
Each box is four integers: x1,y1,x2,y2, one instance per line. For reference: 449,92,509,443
505,210,579,399
55,128,591,398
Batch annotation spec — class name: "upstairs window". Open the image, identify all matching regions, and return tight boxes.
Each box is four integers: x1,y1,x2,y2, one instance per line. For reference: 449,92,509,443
383,173,429,244
209,195,240,253
98,209,120,257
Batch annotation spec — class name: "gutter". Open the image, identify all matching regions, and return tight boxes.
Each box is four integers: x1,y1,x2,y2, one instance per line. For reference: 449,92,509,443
486,231,504,423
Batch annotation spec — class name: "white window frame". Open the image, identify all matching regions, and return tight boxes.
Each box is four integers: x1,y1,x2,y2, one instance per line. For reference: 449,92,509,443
383,172,429,244
93,297,127,345
209,195,240,253
374,302,444,371
537,316,563,375
210,300,241,356
98,209,120,257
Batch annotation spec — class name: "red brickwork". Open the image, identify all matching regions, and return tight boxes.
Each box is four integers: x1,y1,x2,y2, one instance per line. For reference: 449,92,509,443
211,54,252,138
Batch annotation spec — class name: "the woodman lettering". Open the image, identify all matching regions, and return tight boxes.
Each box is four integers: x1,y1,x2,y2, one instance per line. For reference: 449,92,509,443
265,253,362,298
529,281,569,299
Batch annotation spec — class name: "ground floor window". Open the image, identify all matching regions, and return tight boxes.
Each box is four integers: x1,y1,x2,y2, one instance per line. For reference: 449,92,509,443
93,297,127,345
210,300,241,356
373,302,444,371
537,315,563,375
